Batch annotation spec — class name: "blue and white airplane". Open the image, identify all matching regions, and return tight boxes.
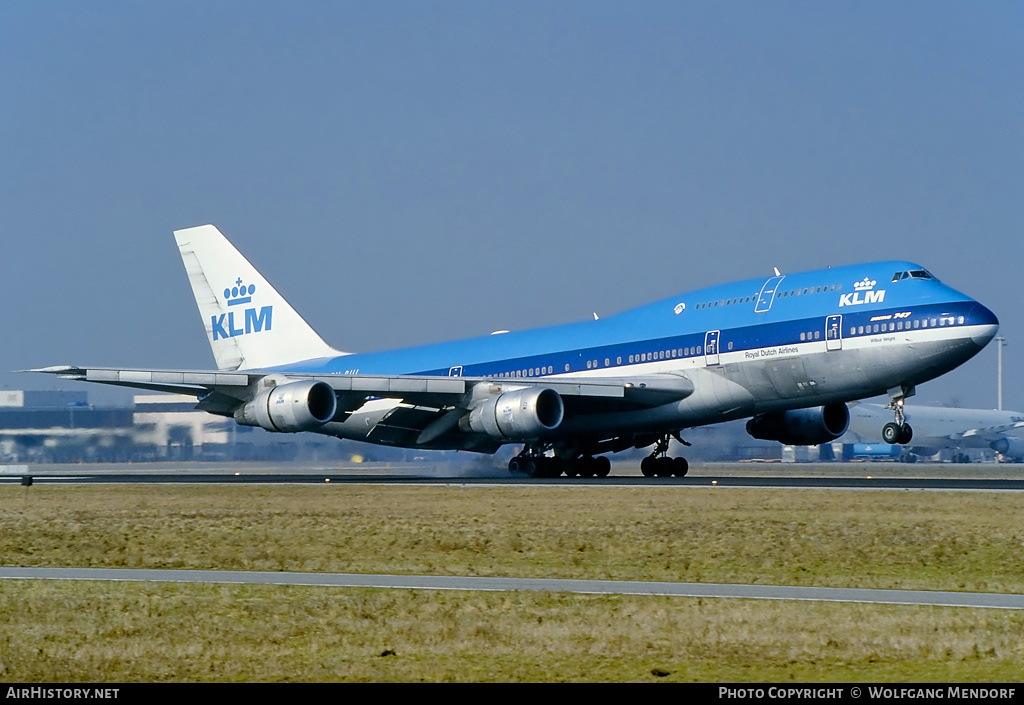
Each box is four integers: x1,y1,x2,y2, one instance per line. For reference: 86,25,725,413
33,225,999,477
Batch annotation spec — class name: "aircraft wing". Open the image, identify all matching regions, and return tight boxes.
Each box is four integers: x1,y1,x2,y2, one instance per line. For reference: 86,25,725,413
28,365,695,417
948,421,1024,443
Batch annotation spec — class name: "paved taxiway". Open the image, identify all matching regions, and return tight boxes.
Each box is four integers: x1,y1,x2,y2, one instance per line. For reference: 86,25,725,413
3,567,1023,610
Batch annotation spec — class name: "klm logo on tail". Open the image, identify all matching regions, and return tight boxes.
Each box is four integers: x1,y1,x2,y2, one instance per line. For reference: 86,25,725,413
840,278,886,307
212,277,273,340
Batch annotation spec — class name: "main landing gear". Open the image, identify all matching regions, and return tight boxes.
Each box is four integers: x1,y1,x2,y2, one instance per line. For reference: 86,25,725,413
882,394,914,445
640,433,690,477
508,445,611,478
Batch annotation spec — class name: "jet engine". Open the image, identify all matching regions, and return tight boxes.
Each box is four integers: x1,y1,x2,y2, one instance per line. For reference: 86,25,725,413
461,387,564,441
234,379,338,433
746,403,850,446
992,437,1024,460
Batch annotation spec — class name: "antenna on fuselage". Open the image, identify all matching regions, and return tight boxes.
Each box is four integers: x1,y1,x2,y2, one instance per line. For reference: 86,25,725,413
773,267,782,276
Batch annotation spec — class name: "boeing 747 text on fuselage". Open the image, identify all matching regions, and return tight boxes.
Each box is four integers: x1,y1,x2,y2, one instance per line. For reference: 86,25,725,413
33,225,999,477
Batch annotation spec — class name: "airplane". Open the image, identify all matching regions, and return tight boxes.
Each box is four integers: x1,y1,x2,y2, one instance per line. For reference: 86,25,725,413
844,401,1024,462
32,224,999,478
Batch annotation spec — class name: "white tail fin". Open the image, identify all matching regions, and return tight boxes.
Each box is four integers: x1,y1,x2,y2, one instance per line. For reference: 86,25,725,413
173,224,347,371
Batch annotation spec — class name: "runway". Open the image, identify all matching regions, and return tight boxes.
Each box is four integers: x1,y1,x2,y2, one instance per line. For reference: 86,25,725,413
3,471,1024,491
3,566,1023,610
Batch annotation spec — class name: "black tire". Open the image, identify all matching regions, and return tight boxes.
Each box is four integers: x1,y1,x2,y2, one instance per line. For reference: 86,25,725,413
641,456,656,477
655,457,674,477
898,423,913,445
673,457,689,477
578,457,596,478
595,456,611,477
548,457,565,478
522,458,539,477
882,422,901,444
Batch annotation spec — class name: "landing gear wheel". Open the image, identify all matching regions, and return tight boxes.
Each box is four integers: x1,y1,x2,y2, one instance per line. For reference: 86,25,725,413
546,456,565,478
898,423,913,445
594,456,611,478
882,422,902,445
641,432,689,477
578,456,596,478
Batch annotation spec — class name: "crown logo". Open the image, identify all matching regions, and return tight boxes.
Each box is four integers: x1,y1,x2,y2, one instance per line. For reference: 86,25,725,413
224,277,256,306
854,278,876,291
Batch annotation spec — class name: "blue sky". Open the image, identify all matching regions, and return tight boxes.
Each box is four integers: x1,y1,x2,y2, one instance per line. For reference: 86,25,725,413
2,1,1021,410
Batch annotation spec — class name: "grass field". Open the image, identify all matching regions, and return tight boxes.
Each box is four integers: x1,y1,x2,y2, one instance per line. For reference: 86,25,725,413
2,483,1023,681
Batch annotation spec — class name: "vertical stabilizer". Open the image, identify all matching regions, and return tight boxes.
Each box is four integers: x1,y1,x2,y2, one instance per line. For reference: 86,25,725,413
173,224,346,371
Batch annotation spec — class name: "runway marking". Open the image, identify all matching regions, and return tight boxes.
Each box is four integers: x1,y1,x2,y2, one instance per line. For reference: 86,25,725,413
2,567,1023,610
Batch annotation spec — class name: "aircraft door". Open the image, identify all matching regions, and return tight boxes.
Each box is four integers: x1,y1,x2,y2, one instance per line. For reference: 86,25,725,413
705,330,721,366
755,275,786,313
825,315,842,351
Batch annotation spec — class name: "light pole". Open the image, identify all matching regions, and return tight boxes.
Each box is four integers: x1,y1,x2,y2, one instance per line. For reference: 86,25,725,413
996,336,1005,411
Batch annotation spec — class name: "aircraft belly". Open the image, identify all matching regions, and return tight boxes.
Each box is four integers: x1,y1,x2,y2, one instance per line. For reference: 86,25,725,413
558,369,755,435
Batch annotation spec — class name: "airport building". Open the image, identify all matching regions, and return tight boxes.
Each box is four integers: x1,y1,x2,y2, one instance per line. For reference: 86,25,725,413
0,390,349,464
0,390,1008,464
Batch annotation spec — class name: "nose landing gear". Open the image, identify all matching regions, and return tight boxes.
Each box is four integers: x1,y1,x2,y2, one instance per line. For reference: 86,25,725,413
882,392,914,445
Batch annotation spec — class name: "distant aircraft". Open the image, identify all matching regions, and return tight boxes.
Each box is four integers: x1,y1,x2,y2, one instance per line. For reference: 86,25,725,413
33,225,999,477
845,402,1024,462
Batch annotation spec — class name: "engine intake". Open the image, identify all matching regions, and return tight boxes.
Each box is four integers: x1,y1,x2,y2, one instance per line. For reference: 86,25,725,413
234,379,338,433
746,403,850,446
462,387,564,441
992,437,1024,460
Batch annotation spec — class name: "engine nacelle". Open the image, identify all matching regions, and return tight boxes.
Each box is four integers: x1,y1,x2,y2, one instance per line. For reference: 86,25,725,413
234,380,338,433
992,437,1024,460
462,387,564,441
746,403,850,446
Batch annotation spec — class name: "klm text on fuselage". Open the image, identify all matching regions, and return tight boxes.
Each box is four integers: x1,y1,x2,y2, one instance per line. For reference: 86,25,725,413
839,290,885,307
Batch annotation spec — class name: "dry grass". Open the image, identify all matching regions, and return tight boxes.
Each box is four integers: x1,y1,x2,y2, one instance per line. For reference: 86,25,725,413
2,484,1023,681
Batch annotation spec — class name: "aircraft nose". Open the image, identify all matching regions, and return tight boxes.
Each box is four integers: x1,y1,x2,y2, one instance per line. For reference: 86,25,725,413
969,303,999,347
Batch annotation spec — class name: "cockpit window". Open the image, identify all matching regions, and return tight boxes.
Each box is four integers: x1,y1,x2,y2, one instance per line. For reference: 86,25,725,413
893,270,934,282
